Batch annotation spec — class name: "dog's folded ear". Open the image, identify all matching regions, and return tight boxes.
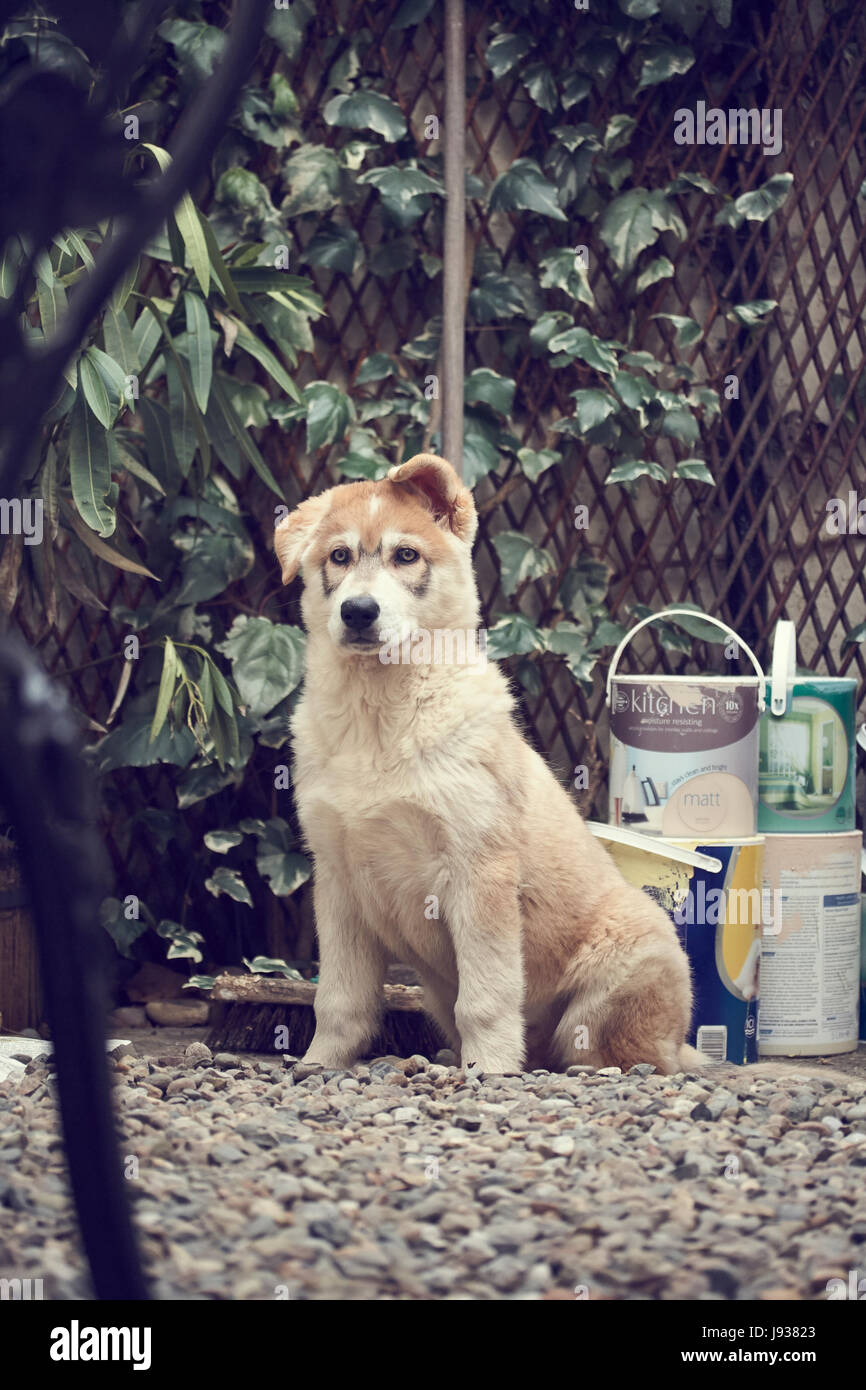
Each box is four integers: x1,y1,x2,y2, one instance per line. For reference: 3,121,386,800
388,454,477,545
274,492,331,584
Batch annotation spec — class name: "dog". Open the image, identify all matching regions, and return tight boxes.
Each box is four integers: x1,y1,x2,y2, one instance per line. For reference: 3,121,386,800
274,453,698,1074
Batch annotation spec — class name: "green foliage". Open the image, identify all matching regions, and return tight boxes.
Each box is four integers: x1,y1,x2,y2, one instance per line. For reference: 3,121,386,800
4,0,795,972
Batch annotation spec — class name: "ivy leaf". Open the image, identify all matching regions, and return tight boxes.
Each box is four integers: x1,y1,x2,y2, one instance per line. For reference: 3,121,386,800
841,621,866,649
468,271,527,322
714,173,793,228
492,531,555,595
356,352,395,384
635,256,674,293
357,166,443,223
251,819,312,897
517,447,560,481
600,188,686,272
489,159,566,221
529,311,572,354
604,114,636,153
203,829,244,853
662,407,700,444
88,713,197,772
561,73,591,109
637,41,695,90
538,247,594,305
651,312,702,346
464,367,515,415
462,409,502,488
666,172,719,196
303,381,354,452
619,0,660,14
612,371,648,409
486,613,546,658
606,458,668,484
547,326,618,376
323,91,407,142
674,458,715,484
282,145,342,216
726,299,777,327
204,867,253,908
573,389,617,432
243,955,304,979
304,220,361,274
485,31,533,78
217,615,306,717
392,0,435,27
523,63,558,114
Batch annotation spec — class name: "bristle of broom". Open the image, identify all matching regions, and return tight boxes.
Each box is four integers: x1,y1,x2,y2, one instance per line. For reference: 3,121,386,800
207,1001,445,1060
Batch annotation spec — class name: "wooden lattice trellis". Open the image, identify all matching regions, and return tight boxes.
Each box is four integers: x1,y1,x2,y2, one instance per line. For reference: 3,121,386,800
6,0,866,943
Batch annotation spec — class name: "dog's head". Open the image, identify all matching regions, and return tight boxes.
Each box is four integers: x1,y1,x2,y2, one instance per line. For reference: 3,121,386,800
275,453,479,654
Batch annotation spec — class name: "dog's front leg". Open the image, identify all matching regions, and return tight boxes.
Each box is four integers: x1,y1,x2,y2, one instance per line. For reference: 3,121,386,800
448,867,525,1073
303,871,386,1069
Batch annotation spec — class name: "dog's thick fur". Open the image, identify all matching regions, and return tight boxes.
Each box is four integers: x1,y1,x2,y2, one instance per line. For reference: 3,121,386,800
276,454,697,1074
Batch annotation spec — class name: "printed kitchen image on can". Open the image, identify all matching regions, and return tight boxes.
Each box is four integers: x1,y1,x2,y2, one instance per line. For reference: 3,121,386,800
606,610,764,839
758,679,857,833
759,832,862,1056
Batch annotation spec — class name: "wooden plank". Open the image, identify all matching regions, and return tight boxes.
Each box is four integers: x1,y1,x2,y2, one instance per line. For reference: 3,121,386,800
209,972,426,1012
0,837,42,1032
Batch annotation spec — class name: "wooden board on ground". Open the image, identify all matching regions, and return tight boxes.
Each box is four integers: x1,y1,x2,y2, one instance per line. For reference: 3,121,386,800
209,972,426,1012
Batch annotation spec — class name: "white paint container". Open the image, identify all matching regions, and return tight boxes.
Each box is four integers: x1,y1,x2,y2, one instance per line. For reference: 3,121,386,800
606,609,765,838
759,831,862,1056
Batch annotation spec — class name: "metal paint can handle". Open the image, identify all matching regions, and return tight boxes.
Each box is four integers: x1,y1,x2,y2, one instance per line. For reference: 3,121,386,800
605,607,766,711
769,619,797,716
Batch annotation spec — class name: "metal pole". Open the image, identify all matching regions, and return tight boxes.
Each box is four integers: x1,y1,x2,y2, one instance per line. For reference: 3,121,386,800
442,0,465,476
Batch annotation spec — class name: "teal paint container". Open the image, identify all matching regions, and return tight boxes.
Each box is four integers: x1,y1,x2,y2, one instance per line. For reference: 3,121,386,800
758,622,857,833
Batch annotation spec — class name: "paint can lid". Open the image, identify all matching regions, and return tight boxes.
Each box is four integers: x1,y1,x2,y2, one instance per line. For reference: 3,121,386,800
587,821,723,872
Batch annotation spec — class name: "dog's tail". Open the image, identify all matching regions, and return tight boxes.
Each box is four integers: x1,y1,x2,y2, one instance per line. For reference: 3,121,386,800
679,1042,713,1070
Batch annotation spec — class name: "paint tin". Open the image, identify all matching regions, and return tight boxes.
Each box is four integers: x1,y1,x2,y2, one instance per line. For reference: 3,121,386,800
758,621,857,832
589,821,764,1064
759,831,862,1056
607,609,764,838
668,837,765,1065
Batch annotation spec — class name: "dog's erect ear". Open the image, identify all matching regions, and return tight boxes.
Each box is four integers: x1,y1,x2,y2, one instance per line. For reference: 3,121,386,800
274,492,332,584
387,453,477,545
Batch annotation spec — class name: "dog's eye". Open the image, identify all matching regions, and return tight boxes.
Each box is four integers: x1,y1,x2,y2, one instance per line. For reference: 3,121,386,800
329,547,351,565
395,547,419,564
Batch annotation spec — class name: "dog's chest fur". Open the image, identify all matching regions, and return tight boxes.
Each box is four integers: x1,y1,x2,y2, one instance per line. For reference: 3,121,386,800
291,652,517,967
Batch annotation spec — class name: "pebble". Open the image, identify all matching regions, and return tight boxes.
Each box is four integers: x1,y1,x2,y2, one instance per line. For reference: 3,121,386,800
1,1042,865,1300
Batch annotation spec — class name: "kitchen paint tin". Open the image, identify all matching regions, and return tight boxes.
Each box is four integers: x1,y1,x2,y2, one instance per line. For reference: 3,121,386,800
758,621,857,832
589,822,765,1064
607,609,764,839
759,831,862,1056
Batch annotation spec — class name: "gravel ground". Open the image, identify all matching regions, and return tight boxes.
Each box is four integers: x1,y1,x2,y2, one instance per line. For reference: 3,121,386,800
2,1038,866,1301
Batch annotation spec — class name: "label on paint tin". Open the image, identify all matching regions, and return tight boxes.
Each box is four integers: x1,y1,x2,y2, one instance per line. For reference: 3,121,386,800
609,678,760,838
759,832,862,1055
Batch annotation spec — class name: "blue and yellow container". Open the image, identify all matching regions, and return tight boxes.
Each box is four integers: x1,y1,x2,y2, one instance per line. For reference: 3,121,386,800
588,824,764,1064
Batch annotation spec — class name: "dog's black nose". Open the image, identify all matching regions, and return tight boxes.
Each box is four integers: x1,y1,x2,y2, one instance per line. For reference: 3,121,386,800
341,595,380,630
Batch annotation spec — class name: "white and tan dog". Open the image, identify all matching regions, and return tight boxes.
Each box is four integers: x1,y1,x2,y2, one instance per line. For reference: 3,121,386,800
275,454,697,1074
